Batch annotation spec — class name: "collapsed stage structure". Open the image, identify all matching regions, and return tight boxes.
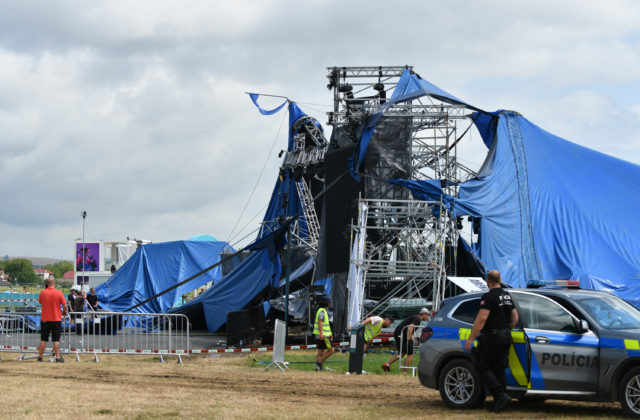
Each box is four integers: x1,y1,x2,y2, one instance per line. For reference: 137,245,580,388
97,65,640,341
250,64,640,339
251,66,485,338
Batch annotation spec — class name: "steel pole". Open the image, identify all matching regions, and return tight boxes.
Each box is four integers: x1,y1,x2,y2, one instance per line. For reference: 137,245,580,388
81,211,86,290
284,223,292,326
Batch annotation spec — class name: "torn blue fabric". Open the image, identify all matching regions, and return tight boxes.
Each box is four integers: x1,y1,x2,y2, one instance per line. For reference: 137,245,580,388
350,69,475,180
248,93,288,115
258,103,319,239
393,111,640,307
171,246,281,333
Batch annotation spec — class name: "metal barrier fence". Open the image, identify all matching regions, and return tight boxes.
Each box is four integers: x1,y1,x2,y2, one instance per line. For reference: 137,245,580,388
398,324,423,376
264,319,288,372
0,313,25,359
0,311,190,363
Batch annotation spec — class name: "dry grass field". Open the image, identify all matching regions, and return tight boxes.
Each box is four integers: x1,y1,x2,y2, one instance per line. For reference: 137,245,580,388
0,351,628,419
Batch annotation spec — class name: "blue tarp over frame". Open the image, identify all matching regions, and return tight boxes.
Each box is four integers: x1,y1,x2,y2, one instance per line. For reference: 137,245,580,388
258,101,316,239
95,240,234,313
171,235,283,333
350,68,475,180
395,110,640,306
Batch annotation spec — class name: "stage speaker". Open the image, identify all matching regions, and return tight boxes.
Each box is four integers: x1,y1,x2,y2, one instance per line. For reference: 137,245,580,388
323,143,362,273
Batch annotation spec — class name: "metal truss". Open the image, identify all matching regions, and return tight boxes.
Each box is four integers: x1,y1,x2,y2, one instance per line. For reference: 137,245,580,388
330,66,480,323
349,199,457,318
282,115,328,172
327,66,410,79
261,114,327,253
294,178,320,253
326,66,477,190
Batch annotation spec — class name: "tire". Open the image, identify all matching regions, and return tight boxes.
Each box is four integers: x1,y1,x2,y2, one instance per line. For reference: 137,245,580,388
620,366,640,418
438,359,486,409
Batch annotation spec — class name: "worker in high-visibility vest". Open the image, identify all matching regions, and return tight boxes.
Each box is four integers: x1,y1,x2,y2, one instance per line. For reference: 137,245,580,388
313,295,334,371
362,315,393,353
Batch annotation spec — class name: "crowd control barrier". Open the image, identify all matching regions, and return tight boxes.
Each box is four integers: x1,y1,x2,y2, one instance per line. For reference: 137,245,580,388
67,311,190,363
398,324,423,376
264,319,288,372
0,314,25,359
0,311,190,364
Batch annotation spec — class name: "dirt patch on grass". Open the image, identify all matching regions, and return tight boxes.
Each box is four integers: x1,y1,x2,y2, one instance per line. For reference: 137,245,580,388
0,352,627,419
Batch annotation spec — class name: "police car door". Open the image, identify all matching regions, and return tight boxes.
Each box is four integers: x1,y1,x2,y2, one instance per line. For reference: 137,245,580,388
511,292,599,393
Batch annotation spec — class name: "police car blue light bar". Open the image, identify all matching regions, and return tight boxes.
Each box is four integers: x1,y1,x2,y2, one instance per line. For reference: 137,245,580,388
526,279,580,288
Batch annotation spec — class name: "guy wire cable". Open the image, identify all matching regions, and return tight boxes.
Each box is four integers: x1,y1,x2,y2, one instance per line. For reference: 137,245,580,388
226,108,288,243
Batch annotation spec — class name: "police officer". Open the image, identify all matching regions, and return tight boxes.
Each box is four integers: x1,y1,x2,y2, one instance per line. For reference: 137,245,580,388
313,295,334,371
464,270,519,413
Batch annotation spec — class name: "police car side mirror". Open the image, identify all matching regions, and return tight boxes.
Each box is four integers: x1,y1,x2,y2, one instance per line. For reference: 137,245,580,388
577,319,589,334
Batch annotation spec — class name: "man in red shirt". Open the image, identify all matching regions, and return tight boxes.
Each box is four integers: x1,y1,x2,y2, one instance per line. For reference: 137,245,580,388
38,278,68,362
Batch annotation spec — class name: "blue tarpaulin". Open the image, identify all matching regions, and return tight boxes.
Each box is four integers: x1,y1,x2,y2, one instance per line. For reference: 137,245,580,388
395,111,640,306
171,241,282,333
278,256,314,287
350,69,474,179
259,170,306,239
314,277,332,296
257,101,317,239
247,93,288,115
95,240,234,313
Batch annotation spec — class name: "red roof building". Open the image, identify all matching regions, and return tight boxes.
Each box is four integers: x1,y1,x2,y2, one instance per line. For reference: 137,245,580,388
34,268,54,280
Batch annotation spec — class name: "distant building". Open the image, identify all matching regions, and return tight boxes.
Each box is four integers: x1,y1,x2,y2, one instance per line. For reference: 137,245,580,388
63,270,74,281
34,268,54,281
0,270,8,286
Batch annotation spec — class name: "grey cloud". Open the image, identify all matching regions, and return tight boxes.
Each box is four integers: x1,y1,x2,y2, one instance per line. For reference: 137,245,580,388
1,0,640,258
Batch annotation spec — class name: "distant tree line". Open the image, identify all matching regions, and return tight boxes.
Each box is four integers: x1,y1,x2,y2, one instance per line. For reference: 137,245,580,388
0,259,73,285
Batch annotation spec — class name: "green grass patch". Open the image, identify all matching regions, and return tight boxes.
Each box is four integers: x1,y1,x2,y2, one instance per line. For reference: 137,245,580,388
248,347,419,375
96,409,113,415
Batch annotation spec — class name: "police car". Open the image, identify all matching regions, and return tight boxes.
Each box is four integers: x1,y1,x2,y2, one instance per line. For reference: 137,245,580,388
417,288,640,417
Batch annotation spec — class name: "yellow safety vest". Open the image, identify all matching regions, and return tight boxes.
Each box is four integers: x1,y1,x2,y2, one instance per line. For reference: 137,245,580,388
313,308,332,336
364,319,383,341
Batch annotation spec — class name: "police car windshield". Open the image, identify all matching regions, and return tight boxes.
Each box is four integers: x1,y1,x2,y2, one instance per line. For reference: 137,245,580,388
576,295,640,330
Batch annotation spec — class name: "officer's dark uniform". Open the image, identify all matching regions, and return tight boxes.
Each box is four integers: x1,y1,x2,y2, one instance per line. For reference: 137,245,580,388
473,287,515,397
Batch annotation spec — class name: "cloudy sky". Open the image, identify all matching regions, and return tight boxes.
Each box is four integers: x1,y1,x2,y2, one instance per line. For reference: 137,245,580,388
1,0,639,260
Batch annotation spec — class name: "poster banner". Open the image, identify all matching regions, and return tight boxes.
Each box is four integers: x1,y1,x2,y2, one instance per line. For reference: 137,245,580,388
76,242,100,272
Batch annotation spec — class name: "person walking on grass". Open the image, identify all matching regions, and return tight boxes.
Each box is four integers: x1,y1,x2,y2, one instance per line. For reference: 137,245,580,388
313,295,334,371
381,308,429,373
37,278,67,363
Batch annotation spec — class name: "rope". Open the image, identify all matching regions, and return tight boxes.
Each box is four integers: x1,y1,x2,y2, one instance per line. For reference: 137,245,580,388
227,204,268,246
225,109,288,244
229,226,261,250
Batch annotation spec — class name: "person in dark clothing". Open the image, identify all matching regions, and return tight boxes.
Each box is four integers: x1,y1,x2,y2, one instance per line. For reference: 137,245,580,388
86,288,98,311
381,308,430,373
465,270,519,413
67,287,78,324
73,291,86,313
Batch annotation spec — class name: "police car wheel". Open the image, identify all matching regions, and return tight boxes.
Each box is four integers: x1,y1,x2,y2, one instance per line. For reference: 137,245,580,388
438,359,485,409
620,366,640,417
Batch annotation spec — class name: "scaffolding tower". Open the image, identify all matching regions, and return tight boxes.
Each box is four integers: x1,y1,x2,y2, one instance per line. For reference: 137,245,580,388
261,114,326,254
326,66,478,321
